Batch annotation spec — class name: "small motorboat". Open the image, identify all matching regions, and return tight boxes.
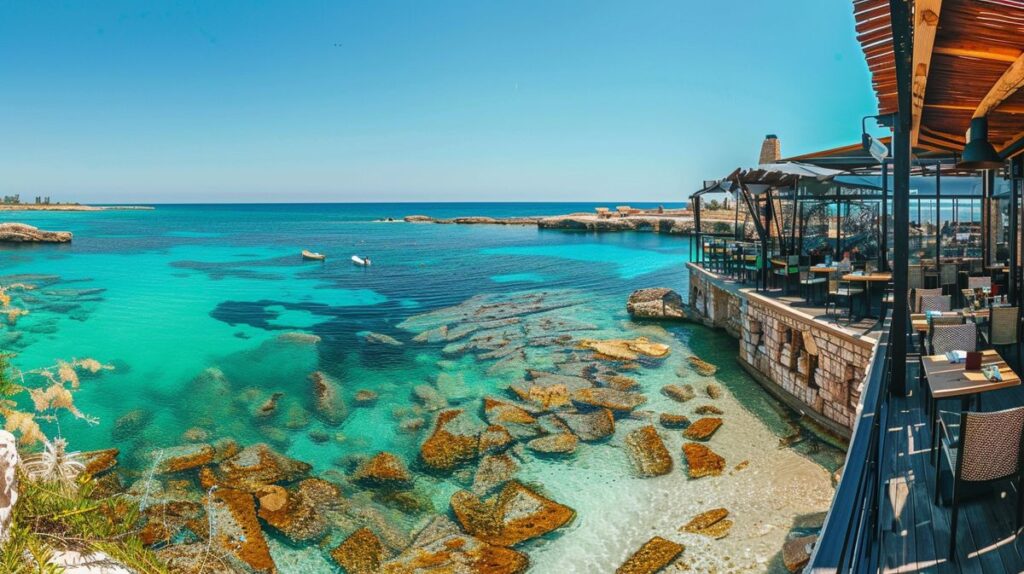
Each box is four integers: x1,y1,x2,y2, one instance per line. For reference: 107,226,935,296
301,250,326,261
351,255,372,267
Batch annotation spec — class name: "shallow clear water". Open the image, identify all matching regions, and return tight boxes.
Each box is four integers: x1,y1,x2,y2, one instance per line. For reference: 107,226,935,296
0,203,839,572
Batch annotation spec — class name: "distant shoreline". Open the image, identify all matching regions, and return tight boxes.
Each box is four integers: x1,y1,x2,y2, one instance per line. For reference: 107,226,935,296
0,205,154,212
401,208,746,236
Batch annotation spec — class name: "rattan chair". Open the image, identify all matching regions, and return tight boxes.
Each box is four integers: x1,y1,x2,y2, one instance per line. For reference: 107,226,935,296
799,268,827,304
909,264,924,291
929,322,977,355
826,278,864,324
967,276,992,290
990,306,1021,368
919,294,952,314
935,407,1024,559
914,288,944,313
940,263,959,293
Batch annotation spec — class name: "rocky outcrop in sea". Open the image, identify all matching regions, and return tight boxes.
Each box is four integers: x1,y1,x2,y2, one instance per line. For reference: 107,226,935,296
0,223,72,243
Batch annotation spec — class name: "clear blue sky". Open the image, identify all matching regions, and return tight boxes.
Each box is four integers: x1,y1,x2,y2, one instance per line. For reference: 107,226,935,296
0,1,877,203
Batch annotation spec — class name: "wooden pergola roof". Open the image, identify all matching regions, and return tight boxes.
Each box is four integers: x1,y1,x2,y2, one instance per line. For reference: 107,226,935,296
855,0,1024,156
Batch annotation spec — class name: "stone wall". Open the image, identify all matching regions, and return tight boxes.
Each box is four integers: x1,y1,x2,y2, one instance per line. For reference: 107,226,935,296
687,264,875,436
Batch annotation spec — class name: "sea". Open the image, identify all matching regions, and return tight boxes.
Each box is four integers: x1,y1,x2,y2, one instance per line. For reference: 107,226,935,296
0,203,841,573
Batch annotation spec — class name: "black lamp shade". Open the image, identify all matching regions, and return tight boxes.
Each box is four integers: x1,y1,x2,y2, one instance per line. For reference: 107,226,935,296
958,117,1004,170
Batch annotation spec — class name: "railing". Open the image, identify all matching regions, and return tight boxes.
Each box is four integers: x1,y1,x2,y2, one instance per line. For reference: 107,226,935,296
806,312,893,573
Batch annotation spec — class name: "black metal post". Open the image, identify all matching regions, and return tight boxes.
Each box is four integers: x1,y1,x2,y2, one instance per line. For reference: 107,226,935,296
694,195,702,265
882,161,889,270
889,0,912,397
983,170,992,267
1010,157,1021,305
935,166,941,269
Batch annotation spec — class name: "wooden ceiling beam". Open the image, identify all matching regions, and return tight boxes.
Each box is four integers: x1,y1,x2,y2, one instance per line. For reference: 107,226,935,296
974,51,1024,120
911,0,942,146
928,102,1024,114
933,41,1022,63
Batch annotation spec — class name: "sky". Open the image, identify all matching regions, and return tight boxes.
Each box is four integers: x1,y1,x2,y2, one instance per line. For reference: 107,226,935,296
0,1,879,204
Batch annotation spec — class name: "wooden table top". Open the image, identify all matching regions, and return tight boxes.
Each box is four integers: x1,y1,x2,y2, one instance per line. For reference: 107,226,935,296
810,266,837,273
921,349,1021,399
842,273,892,282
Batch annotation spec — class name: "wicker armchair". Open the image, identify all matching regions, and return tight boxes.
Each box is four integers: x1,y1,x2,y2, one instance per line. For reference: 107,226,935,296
929,322,977,355
936,407,1024,559
914,288,944,313
990,306,1021,368
919,294,952,314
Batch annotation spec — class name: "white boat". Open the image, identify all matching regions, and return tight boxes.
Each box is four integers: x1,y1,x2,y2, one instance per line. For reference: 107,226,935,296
352,255,372,266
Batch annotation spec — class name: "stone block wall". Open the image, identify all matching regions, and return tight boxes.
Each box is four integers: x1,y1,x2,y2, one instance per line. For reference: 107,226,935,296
687,264,875,435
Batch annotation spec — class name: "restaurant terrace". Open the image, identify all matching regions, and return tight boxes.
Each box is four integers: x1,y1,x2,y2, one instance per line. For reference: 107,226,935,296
685,1,1024,572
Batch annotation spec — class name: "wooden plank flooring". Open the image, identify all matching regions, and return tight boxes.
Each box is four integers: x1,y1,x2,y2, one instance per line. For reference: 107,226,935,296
881,362,1024,573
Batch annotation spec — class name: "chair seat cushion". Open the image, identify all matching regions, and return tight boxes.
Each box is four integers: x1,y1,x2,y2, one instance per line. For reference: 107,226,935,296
801,278,826,285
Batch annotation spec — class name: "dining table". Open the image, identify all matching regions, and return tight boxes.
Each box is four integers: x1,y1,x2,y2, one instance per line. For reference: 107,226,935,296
842,272,892,319
921,349,1021,465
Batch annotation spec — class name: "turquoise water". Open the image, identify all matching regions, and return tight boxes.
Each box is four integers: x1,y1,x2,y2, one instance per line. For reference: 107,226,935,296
0,204,839,572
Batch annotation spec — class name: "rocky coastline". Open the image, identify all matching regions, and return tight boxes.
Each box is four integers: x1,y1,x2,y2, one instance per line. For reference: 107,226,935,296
0,204,153,211
404,211,753,236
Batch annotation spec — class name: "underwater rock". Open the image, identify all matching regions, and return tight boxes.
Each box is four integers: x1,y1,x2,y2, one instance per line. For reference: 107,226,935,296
472,453,519,495
206,487,277,573
257,478,339,543
571,387,647,412
616,536,685,574
331,528,386,574
483,397,543,440
706,383,723,399
603,374,640,391
112,408,153,442
182,427,210,442
253,392,283,419
379,516,528,574
307,429,330,443
661,384,695,403
309,371,348,425
450,481,575,547
437,372,474,403
398,417,427,434
694,404,724,415
687,357,719,377
682,443,725,479
354,389,379,406
0,223,72,243
283,404,311,429
659,413,690,429
353,452,413,487
580,337,671,361
151,443,215,474
156,543,246,574
80,448,119,477
276,332,321,345
625,426,673,477
681,508,732,539
683,418,723,441
215,443,312,492
526,433,577,455
413,325,449,343
213,438,241,462
365,332,404,346
783,535,817,573
420,409,483,472
139,500,206,546
412,384,448,411
556,409,615,441
626,288,687,320
479,425,515,454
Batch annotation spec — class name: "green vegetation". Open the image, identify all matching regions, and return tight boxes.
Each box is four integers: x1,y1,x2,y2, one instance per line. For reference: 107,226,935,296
0,355,168,573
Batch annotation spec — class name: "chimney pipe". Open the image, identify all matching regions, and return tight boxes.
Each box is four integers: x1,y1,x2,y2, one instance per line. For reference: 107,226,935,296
759,134,781,166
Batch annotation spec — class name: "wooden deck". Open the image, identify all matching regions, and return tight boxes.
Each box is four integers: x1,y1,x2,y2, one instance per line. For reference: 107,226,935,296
881,361,1024,573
